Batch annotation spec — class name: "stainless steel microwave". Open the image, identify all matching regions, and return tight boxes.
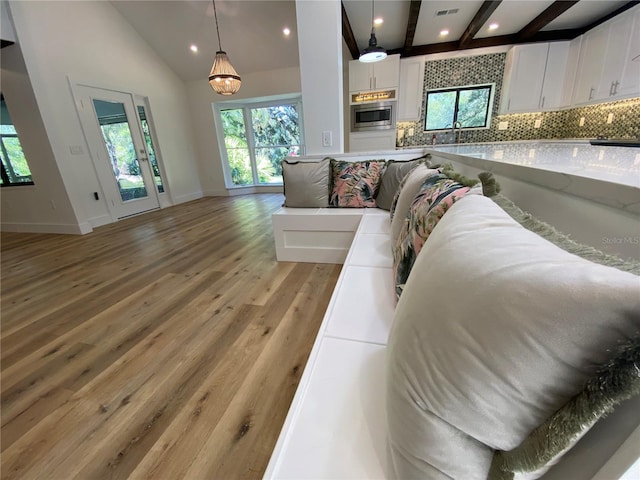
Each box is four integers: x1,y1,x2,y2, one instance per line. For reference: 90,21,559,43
351,101,395,132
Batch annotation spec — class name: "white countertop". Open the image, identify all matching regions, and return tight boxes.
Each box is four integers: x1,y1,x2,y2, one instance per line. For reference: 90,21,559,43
430,141,640,188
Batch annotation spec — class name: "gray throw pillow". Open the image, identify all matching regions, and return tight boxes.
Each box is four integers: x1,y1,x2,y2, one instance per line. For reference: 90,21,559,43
376,159,422,211
282,158,330,208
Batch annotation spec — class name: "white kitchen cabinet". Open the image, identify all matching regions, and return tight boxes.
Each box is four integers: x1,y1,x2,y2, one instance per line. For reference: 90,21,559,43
500,42,569,113
572,25,608,105
573,5,640,105
617,7,640,98
349,54,400,93
561,37,581,106
348,131,396,152
397,57,425,122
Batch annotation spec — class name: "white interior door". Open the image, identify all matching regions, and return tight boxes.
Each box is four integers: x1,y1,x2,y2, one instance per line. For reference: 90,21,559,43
76,85,160,219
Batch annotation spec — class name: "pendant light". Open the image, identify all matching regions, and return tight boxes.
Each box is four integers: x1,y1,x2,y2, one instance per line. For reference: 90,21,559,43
359,0,387,63
208,0,241,95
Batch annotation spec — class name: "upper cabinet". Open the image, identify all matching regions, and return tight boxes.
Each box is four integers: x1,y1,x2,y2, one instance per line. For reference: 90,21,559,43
573,5,640,105
500,42,569,114
349,54,400,92
397,57,425,122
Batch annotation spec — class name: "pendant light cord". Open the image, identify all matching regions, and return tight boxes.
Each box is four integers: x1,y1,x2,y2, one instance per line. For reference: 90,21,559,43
213,0,222,51
370,0,375,34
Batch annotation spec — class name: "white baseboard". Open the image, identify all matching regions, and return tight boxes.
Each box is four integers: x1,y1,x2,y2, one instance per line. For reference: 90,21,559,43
172,191,203,204
88,214,112,229
203,189,230,197
1,222,89,235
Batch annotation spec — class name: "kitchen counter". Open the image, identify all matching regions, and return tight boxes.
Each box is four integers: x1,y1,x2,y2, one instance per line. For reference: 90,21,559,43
430,140,640,188
395,140,640,216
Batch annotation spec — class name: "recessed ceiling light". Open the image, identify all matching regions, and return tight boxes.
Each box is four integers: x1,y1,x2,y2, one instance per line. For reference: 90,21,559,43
190,44,198,53
440,29,449,36
489,23,499,31
374,17,383,25
283,27,291,36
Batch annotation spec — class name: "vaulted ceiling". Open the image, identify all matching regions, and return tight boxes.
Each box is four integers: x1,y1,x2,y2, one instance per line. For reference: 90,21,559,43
109,0,637,83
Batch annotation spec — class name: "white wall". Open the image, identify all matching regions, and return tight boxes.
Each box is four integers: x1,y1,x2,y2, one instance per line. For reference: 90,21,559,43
1,42,81,234
186,66,302,196
296,0,344,155
0,0,16,43
4,0,202,232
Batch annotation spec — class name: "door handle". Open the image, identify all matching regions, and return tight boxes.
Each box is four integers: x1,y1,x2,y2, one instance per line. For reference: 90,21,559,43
139,156,148,162
589,87,595,100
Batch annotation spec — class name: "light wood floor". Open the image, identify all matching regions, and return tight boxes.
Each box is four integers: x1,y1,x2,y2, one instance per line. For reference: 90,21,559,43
0,194,341,480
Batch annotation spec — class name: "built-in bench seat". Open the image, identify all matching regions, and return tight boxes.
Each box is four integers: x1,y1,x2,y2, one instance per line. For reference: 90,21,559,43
265,207,394,478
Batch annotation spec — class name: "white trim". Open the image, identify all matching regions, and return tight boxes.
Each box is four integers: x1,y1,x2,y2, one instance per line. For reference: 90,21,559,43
172,191,203,204
88,214,112,229
1,221,91,235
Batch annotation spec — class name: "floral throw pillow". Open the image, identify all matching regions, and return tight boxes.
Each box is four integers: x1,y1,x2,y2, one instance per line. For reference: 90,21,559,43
393,173,478,298
329,159,386,208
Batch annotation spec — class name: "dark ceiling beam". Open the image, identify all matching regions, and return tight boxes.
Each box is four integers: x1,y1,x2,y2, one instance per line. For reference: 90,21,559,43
403,0,422,52
517,0,580,42
341,1,360,60
576,1,639,35
390,28,581,58
1,40,15,49
458,1,502,49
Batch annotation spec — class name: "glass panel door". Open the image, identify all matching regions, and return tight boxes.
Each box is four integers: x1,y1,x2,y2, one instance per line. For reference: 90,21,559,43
93,99,149,202
137,105,165,193
75,85,159,220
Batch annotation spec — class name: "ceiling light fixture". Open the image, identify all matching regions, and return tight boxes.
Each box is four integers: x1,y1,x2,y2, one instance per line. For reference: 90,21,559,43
208,0,241,95
489,22,499,30
440,29,449,36
190,44,198,53
374,17,383,25
283,27,291,36
359,0,387,63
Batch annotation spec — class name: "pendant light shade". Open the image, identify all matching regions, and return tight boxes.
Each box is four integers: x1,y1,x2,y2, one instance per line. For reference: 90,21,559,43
209,51,241,95
359,0,386,63
359,33,387,63
209,0,241,95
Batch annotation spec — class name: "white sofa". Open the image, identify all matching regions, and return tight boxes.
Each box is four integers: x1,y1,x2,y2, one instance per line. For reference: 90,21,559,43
265,152,640,479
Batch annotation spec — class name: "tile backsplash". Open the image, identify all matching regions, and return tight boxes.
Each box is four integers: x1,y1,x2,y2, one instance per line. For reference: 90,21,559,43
397,52,640,146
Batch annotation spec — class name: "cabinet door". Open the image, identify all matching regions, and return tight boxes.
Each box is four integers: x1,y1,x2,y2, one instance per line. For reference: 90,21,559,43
372,54,400,90
561,37,581,107
349,60,373,92
617,7,640,97
503,44,548,112
397,58,425,121
540,42,569,110
595,14,634,99
573,25,608,104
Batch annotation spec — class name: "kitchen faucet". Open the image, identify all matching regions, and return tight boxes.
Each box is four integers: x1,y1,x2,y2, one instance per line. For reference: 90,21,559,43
452,121,462,144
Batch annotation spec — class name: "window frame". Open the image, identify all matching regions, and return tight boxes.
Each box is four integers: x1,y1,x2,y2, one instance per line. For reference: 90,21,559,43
423,83,495,133
213,96,304,188
1,100,34,187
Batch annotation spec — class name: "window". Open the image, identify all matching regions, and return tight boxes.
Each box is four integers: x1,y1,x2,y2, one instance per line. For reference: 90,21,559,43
0,97,34,186
137,105,165,193
424,84,493,132
216,98,303,187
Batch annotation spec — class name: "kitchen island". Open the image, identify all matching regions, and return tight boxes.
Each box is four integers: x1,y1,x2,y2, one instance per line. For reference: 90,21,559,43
431,140,640,188
394,140,639,259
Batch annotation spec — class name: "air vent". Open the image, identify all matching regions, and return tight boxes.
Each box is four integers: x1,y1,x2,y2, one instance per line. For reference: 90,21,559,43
436,8,459,16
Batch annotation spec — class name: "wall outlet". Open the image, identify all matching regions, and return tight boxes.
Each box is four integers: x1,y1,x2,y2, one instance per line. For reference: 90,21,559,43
579,117,585,127
534,119,542,128
498,121,508,130
397,129,405,139
322,131,332,147
408,127,415,136
607,113,614,124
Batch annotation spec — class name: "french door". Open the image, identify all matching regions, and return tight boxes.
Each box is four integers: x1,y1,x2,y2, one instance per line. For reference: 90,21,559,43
76,86,160,219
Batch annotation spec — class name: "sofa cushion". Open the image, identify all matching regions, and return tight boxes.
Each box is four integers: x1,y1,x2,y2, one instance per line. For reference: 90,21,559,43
389,165,440,244
329,159,386,208
376,155,429,211
282,157,330,208
393,173,477,298
387,194,640,478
